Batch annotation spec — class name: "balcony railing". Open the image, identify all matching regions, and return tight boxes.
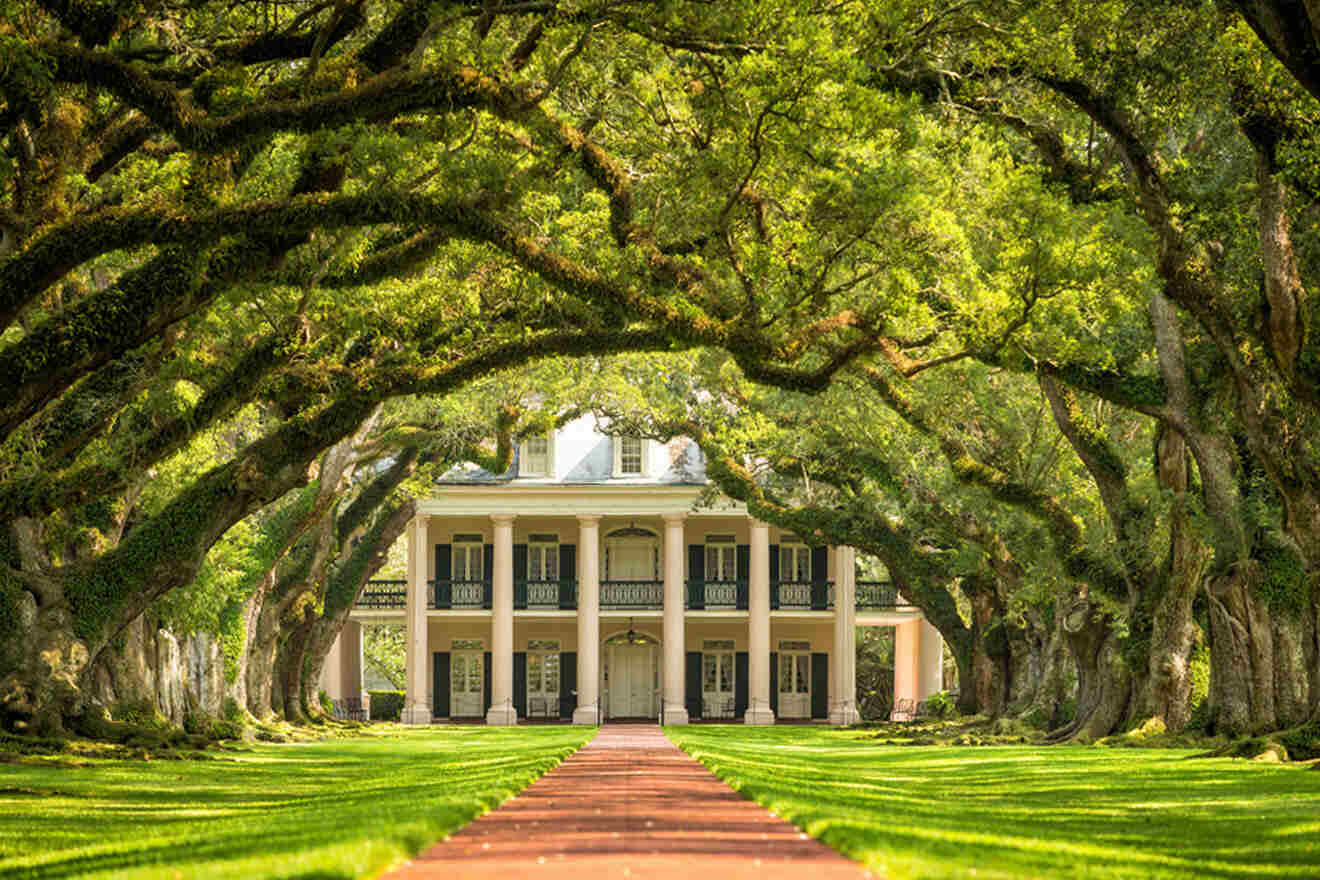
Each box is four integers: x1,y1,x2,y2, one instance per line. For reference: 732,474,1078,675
772,580,833,610
600,579,663,608
431,579,491,609
856,580,913,609
354,577,915,612
685,579,748,610
515,579,578,610
356,580,406,609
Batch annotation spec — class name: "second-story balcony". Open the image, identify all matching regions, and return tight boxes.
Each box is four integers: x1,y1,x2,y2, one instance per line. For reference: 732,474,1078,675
431,579,491,609
772,580,833,610
600,579,662,609
354,577,917,612
515,579,577,610
686,579,748,610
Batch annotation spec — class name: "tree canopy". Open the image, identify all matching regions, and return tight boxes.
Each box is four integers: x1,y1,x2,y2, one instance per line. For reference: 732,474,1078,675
2,0,1319,740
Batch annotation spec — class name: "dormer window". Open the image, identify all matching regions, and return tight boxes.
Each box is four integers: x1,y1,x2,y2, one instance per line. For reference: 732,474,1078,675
614,435,645,477
521,432,552,477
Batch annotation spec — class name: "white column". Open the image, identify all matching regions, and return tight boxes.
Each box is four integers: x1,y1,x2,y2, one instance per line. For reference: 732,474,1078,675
829,545,859,724
402,516,431,724
919,618,944,698
340,619,363,702
321,629,344,700
662,513,689,724
573,515,602,724
844,547,859,723
893,618,920,720
487,514,518,725
745,519,775,724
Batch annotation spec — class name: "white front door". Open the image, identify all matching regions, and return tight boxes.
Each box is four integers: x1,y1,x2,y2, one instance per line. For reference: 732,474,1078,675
778,651,811,719
451,651,484,717
702,651,735,719
608,644,657,718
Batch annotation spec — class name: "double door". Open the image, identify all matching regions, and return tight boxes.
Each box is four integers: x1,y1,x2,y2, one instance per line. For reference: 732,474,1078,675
778,651,811,719
607,644,657,718
451,650,484,717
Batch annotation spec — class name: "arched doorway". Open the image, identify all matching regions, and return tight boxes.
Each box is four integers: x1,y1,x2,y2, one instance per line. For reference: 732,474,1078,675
604,526,659,581
603,626,660,719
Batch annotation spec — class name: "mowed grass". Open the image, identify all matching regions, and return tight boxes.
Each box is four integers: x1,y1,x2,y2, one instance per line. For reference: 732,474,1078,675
666,725,1320,879
0,724,594,880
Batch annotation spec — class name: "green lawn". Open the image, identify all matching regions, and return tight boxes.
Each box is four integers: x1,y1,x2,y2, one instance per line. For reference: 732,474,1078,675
0,725,594,880
666,725,1320,880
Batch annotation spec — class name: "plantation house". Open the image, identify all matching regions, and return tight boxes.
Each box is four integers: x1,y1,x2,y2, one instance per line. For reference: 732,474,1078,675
322,416,945,724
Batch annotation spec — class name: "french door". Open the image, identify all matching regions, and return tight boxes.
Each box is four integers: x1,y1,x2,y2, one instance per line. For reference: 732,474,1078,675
778,649,811,719
450,648,484,717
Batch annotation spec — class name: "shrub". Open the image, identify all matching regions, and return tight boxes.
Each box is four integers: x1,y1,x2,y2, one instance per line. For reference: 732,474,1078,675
923,690,955,718
368,690,404,721
1278,722,1320,762
318,689,335,716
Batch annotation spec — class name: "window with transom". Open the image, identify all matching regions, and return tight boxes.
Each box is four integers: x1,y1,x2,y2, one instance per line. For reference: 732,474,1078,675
453,535,483,581
527,534,559,581
705,534,737,581
780,538,811,581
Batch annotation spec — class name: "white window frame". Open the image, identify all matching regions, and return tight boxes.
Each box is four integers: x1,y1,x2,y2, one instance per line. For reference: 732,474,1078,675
613,435,647,477
527,534,559,581
779,537,811,582
453,535,484,582
527,639,561,717
520,432,554,477
705,534,737,582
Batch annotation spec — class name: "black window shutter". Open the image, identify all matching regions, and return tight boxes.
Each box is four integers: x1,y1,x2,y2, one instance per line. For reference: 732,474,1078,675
811,545,830,611
770,652,779,715
769,544,780,609
482,651,492,714
735,652,749,717
811,652,830,719
513,544,528,608
513,652,527,718
560,651,577,718
685,652,703,719
434,544,452,608
482,544,494,608
812,545,829,581
687,545,705,609
736,544,750,580
433,652,450,718
558,544,577,609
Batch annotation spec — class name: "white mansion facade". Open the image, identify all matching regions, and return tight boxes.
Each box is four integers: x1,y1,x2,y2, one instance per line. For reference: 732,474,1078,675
321,416,945,724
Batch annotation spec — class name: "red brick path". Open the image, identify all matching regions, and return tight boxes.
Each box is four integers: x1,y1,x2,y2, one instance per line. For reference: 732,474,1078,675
384,724,873,879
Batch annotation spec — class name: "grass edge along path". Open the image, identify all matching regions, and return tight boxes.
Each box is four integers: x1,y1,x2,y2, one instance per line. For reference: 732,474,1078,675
0,724,595,880
665,724,1320,880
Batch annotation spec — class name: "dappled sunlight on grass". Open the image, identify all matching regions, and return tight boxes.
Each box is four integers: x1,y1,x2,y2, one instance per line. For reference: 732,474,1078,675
667,725,1320,879
0,725,594,879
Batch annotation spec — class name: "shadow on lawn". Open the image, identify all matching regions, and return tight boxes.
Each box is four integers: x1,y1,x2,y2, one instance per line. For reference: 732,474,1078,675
669,726,1320,879
1,727,592,880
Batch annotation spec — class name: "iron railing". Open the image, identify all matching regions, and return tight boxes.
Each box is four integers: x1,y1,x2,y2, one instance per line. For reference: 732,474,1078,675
357,577,914,612
855,580,914,609
600,579,663,608
771,580,833,610
685,579,748,609
514,579,577,610
355,580,406,609
431,579,491,609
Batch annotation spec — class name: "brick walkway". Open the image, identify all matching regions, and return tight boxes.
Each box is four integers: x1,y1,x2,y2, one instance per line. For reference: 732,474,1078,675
384,724,873,879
